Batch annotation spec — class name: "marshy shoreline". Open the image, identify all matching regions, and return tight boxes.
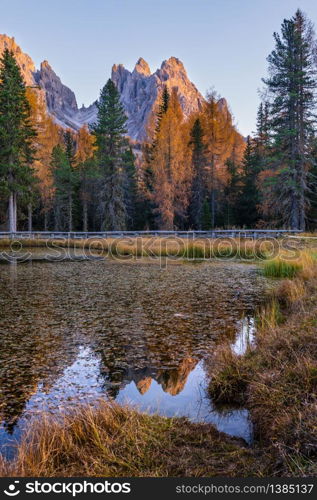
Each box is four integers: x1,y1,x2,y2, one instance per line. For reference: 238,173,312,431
0,236,316,477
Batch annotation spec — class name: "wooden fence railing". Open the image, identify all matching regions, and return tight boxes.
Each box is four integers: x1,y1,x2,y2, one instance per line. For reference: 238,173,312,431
0,230,302,240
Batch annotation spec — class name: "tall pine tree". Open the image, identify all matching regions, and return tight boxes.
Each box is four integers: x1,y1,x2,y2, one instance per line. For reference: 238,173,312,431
50,139,77,232
139,86,171,229
75,125,97,232
92,79,133,230
238,136,261,227
263,10,317,229
188,118,207,229
0,49,36,231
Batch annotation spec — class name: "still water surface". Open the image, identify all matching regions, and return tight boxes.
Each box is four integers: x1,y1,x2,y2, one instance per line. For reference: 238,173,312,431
0,256,265,454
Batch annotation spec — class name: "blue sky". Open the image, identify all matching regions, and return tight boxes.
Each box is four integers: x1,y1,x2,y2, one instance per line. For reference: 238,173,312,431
1,0,317,135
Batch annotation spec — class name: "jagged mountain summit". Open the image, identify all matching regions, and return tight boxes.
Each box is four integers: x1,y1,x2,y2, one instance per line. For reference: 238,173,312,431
34,60,78,128
0,34,214,141
0,34,82,129
111,56,205,141
0,34,35,85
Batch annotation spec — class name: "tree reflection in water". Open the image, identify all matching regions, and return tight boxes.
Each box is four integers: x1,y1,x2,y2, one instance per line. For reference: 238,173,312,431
0,258,266,452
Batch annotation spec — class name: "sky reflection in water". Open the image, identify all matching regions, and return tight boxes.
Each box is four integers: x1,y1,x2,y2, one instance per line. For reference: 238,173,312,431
0,258,265,454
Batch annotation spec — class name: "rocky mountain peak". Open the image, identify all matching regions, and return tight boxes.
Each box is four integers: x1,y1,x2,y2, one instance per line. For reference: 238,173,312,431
0,35,81,129
0,34,35,85
133,57,151,76
160,56,186,73
41,60,51,69
111,56,205,141
111,63,124,73
34,59,79,129
0,34,232,144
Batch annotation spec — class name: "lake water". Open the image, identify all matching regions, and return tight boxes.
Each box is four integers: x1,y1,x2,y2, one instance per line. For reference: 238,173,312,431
0,256,266,455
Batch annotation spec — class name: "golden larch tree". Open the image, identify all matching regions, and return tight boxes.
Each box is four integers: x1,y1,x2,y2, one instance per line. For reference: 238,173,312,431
151,88,192,229
26,88,61,229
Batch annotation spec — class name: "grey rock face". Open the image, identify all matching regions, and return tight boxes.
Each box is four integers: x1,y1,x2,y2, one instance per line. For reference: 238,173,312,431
0,35,205,140
34,61,80,129
0,35,81,129
111,56,205,141
61,56,205,140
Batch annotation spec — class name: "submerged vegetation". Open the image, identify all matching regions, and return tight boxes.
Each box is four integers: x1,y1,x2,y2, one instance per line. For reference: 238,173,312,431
0,238,316,476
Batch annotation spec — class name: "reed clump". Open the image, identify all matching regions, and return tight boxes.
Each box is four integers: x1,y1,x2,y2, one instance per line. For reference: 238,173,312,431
263,251,316,279
208,345,252,405
0,401,261,477
263,258,302,278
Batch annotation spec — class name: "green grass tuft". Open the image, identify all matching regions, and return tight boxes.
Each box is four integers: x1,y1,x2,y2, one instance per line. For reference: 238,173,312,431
263,258,302,278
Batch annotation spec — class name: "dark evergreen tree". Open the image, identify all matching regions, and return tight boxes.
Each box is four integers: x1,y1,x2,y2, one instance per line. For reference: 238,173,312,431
77,157,98,232
122,146,137,230
0,48,36,231
263,9,317,229
91,79,132,230
255,101,270,153
50,144,77,231
64,130,76,167
188,118,207,229
307,136,317,229
224,156,241,227
238,136,261,227
63,130,78,230
201,198,212,230
155,85,170,137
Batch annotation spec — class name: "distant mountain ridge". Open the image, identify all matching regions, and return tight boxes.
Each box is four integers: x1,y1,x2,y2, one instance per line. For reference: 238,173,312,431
0,34,229,141
111,56,205,141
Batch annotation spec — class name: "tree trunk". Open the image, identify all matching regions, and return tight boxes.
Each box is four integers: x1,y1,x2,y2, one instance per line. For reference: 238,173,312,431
68,192,73,232
8,192,16,232
210,156,216,229
13,192,17,231
83,199,88,232
211,189,215,229
44,211,48,231
299,189,306,230
54,204,60,231
290,195,300,230
28,203,32,232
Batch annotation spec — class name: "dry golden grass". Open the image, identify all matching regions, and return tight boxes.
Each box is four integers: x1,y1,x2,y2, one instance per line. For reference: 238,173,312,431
208,346,251,405
209,255,317,476
273,279,306,308
0,402,262,477
2,236,316,476
0,236,277,261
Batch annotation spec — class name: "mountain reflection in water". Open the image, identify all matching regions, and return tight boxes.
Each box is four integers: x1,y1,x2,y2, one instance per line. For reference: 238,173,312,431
0,258,266,453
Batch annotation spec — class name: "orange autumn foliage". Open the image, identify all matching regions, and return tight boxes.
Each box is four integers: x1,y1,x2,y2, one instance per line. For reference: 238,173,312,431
151,89,192,229
200,94,245,187
26,88,61,218
75,125,95,165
